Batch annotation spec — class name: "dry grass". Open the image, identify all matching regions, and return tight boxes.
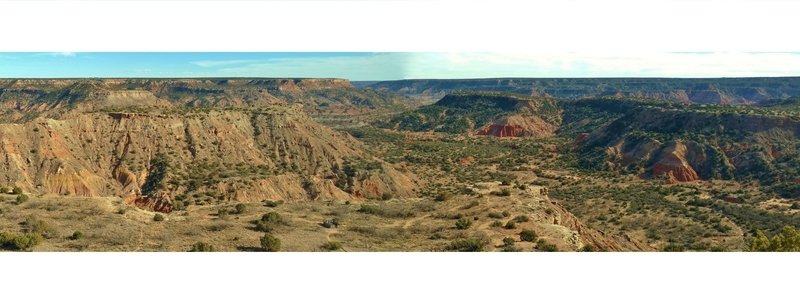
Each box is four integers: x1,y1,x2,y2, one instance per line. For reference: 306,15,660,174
0,183,591,252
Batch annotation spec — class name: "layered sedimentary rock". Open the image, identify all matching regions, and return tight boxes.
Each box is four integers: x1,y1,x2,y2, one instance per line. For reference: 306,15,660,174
0,104,420,206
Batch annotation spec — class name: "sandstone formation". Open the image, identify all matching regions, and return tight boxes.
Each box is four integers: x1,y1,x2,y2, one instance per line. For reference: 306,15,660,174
0,104,420,209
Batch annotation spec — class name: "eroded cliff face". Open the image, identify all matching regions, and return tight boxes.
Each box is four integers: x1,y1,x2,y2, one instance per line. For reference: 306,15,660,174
0,104,419,205
475,115,557,138
651,142,702,183
548,202,653,251
581,106,800,183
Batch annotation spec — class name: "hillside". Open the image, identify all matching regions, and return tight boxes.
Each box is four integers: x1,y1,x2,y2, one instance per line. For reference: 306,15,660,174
567,98,800,196
0,104,419,212
364,77,800,104
379,92,562,137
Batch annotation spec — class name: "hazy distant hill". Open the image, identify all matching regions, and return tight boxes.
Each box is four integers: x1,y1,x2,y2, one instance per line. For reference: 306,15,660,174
363,77,800,104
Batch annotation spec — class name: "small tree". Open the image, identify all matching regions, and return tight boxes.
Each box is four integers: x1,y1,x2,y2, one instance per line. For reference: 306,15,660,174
260,233,281,252
519,229,538,242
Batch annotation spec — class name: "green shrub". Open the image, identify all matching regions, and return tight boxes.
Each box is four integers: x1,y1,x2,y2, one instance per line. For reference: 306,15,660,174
0,187,9,194
580,245,596,252
381,193,393,201
70,231,84,240
663,243,685,252
519,229,538,242
320,241,343,251
15,194,29,205
1,232,43,251
535,240,558,252
234,203,248,214
501,211,511,217
455,218,472,230
12,186,23,195
190,242,215,252
260,233,281,252
503,220,517,229
502,237,515,246
446,238,487,252
490,220,503,227
261,211,283,223
153,214,165,222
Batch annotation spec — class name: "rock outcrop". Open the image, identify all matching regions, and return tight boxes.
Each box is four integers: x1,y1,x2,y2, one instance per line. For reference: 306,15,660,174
0,104,420,206
476,115,557,138
651,142,701,183
124,193,173,213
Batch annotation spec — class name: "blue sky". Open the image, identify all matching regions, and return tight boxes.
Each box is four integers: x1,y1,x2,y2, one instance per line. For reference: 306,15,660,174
1,52,799,80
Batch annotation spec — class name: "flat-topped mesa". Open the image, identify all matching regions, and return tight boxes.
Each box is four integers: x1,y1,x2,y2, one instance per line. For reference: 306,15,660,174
366,77,800,104
434,92,548,112
0,78,388,123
